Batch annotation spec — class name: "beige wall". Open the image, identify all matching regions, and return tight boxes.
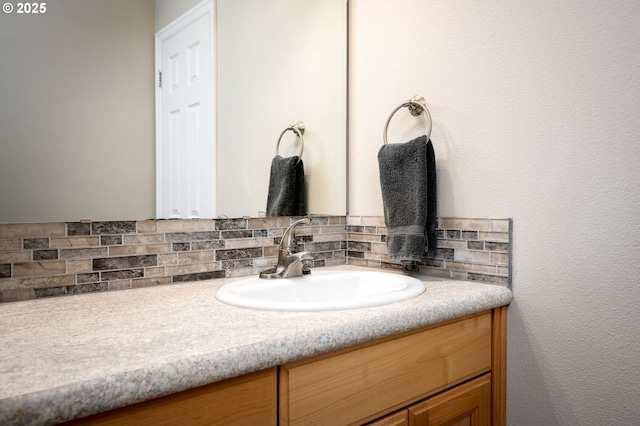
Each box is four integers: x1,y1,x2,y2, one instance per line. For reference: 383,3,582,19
349,0,640,424
0,0,156,222
216,0,347,217
155,0,202,31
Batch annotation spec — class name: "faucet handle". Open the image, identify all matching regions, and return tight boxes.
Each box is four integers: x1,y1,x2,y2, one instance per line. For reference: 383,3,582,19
294,251,314,261
294,251,314,274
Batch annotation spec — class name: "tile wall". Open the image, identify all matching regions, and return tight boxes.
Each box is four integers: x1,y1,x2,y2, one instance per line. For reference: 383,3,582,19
347,216,512,285
0,216,511,303
0,217,346,303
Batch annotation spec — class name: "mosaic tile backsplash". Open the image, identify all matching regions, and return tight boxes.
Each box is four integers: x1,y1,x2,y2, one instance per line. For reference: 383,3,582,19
0,217,346,303
0,216,511,303
347,216,512,285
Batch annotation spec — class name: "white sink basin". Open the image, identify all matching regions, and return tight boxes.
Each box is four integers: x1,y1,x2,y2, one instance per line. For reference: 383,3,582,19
215,270,425,311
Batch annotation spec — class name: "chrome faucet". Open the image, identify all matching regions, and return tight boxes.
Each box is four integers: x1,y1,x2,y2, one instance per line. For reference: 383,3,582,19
259,218,314,279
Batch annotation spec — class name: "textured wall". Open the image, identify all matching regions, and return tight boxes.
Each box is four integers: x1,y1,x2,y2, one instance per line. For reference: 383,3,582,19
349,0,640,424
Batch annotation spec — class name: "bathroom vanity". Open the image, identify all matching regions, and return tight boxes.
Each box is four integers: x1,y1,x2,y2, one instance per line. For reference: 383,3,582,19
0,266,511,426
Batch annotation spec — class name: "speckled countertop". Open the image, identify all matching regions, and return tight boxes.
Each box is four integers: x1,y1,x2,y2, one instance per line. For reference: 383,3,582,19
0,266,512,426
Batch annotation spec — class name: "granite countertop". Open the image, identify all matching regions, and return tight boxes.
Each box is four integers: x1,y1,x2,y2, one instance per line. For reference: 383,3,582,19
0,265,512,426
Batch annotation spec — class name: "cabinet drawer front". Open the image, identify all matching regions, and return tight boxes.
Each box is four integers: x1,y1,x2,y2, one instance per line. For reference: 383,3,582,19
280,312,492,426
65,368,277,426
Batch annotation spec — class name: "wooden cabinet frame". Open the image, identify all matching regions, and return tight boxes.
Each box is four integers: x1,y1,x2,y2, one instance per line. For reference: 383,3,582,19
492,305,508,426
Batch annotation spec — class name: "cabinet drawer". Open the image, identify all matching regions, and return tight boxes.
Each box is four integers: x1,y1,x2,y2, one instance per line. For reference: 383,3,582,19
280,312,492,426
65,368,277,426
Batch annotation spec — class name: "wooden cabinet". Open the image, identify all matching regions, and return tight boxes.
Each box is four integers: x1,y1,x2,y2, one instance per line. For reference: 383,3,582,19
64,307,507,426
279,307,507,426
407,373,491,426
367,374,491,426
63,368,277,426
367,411,409,426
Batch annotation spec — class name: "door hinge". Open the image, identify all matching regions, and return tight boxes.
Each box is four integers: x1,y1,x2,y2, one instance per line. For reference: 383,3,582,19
158,70,163,88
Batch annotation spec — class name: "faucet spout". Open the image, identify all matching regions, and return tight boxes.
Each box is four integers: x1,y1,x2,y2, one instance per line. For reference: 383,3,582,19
280,217,308,250
259,218,312,279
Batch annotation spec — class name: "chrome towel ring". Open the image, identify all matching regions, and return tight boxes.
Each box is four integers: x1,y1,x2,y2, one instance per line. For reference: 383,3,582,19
276,121,305,165
383,95,432,144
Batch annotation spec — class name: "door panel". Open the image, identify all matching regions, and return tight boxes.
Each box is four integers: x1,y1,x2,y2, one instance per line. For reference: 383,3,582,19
407,374,491,426
157,11,214,218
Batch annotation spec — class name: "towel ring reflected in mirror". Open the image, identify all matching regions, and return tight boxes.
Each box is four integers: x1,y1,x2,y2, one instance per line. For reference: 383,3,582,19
383,95,432,144
276,121,305,166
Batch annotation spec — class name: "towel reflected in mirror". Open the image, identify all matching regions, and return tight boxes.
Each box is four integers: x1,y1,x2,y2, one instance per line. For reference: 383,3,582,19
266,155,307,217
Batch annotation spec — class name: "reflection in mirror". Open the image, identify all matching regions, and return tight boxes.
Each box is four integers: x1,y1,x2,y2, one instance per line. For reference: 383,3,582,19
217,0,347,218
0,0,156,223
0,0,347,223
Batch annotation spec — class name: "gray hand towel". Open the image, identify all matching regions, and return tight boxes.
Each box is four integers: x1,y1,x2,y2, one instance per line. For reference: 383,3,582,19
266,155,307,217
378,135,437,263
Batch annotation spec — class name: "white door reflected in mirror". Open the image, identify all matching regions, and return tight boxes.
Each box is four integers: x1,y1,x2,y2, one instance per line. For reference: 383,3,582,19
156,4,215,218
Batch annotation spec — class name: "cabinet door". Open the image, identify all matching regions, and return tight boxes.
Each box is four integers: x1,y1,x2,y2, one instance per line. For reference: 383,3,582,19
407,374,491,426
367,410,408,426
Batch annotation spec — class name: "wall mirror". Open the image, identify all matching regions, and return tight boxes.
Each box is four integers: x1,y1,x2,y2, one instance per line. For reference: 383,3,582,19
0,0,347,223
